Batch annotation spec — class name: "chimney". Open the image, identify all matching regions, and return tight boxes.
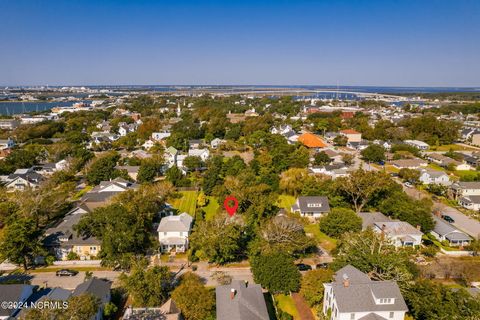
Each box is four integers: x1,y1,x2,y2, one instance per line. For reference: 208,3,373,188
244,280,248,288
230,288,236,300
342,274,350,288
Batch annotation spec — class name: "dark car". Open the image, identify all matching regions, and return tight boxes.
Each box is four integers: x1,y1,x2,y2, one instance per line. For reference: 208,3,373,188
296,263,312,271
316,262,330,269
55,269,79,277
442,215,455,223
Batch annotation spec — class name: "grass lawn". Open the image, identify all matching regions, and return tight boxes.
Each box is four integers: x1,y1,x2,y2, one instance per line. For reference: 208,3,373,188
278,194,296,210
304,223,337,252
455,170,479,181
428,163,447,172
432,144,477,151
384,164,399,173
71,185,93,200
169,191,198,216
275,294,299,319
204,196,220,220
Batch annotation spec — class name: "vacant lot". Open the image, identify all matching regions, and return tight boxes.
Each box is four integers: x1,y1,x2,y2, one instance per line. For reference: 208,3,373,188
419,256,480,281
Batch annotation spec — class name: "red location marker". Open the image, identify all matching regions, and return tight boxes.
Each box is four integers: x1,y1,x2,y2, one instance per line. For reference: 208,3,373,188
224,195,239,217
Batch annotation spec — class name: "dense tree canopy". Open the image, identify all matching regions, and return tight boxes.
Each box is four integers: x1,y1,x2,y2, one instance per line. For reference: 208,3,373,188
251,252,301,294
320,208,362,238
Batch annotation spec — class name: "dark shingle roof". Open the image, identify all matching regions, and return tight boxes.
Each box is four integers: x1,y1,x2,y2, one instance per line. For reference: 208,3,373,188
0,284,34,317
73,278,111,304
216,281,269,320
291,196,330,213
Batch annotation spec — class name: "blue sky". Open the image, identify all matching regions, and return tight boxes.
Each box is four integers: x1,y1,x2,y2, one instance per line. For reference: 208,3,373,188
0,0,479,86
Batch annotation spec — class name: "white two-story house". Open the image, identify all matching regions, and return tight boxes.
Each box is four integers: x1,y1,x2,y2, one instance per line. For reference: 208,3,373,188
323,265,408,320
157,213,193,253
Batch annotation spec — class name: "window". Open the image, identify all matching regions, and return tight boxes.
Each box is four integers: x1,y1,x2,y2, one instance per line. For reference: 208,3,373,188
307,203,322,208
164,232,167,236
350,313,355,320
389,312,394,318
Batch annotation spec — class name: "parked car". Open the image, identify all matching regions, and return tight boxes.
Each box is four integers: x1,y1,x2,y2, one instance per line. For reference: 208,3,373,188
55,269,79,277
442,215,455,223
296,263,312,271
316,262,330,269
404,182,413,188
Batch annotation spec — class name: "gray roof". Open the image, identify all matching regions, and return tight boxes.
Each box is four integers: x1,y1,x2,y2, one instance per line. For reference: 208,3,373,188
420,168,448,178
73,278,111,304
432,216,471,241
115,165,140,173
373,221,423,237
0,284,34,317
44,206,100,247
359,313,388,320
329,265,408,313
216,280,270,320
461,195,480,204
357,212,391,230
45,287,72,301
157,213,193,232
451,181,480,190
291,196,330,213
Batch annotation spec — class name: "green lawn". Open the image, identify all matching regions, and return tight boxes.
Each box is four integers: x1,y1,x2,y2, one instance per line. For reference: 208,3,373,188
71,185,93,200
431,144,477,151
304,223,337,252
204,196,220,221
275,294,299,319
455,170,479,181
428,163,447,172
277,194,296,210
169,191,198,216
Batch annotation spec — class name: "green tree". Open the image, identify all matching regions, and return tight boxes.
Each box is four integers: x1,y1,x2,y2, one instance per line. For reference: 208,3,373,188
319,208,362,238
119,259,174,306
183,156,204,171
313,151,332,166
137,158,162,183
336,169,393,213
300,269,334,307
251,252,301,294
85,152,120,185
361,144,386,163
190,214,243,264
251,215,315,256
398,168,421,184
171,272,215,320
404,280,480,320
279,168,309,196
378,191,434,232
165,166,187,187
333,135,348,146
331,229,416,283
0,217,44,270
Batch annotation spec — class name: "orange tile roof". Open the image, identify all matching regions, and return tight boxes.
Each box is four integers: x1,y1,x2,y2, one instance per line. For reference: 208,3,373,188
298,133,327,148
340,129,360,134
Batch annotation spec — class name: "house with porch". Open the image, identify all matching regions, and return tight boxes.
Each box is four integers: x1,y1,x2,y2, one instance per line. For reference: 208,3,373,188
431,216,471,247
157,213,193,253
291,196,330,219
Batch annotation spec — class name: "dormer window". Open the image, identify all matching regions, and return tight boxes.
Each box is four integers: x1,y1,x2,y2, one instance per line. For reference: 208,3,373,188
307,203,322,208
378,298,394,304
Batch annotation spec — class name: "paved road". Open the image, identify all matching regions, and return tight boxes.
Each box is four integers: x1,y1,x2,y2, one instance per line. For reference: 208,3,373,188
28,267,254,289
401,181,480,239
30,271,121,289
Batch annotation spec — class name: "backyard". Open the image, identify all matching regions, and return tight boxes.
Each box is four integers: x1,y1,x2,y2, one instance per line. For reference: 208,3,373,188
303,223,337,252
169,190,198,216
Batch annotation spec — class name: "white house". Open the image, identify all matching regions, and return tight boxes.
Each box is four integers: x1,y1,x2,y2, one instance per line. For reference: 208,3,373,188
431,216,471,246
459,195,480,211
291,196,330,219
404,140,429,150
418,168,451,186
323,265,408,320
188,148,210,161
142,139,155,150
450,182,480,200
372,221,423,247
152,131,171,141
211,138,226,149
0,138,15,150
3,168,44,191
157,213,193,253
